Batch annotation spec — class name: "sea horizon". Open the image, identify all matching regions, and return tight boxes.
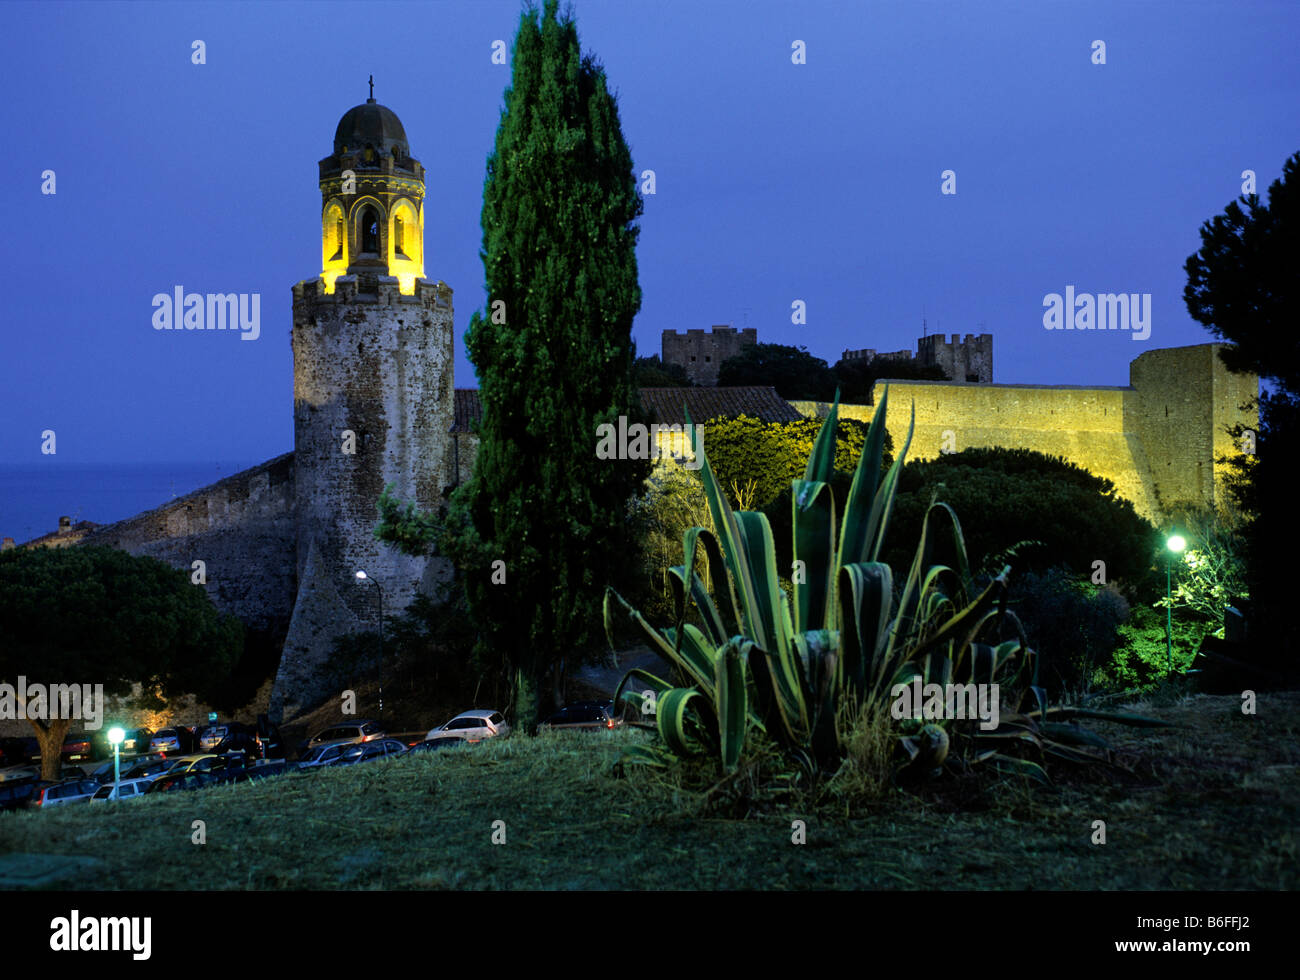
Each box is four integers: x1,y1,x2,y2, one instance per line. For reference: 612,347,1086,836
0,459,271,545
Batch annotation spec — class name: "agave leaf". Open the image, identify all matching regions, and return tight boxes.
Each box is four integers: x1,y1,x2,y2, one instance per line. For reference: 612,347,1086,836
667,563,728,650
837,562,893,698
1040,722,1112,750
792,478,837,633
986,753,1051,784
1033,707,1173,728
677,526,740,641
862,397,916,563
906,568,1010,668
1040,742,1110,764
656,687,718,758
734,510,792,662
664,622,721,694
611,667,676,724
715,639,752,772
615,743,674,771
685,408,763,644
802,390,841,484
837,386,893,568
605,588,712,689
795,629,840,760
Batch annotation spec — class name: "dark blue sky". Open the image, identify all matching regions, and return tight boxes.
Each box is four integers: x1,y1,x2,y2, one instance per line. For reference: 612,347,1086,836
2,0,1296,479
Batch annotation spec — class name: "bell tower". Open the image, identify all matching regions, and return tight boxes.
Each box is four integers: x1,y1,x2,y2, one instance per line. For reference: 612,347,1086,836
319,75,426,294
275,81,455,721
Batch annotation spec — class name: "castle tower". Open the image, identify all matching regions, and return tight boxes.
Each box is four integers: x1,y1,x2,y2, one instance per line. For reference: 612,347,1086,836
275,83,456,720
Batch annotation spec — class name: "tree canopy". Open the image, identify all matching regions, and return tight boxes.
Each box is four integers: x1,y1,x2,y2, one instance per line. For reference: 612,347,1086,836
379,0,648,725
0,546,242,777
1184,149,1300,675
717,343,837,400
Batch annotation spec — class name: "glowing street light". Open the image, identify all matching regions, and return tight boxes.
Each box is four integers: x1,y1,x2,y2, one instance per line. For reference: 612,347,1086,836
1165,533,1187,676
107,726,125,801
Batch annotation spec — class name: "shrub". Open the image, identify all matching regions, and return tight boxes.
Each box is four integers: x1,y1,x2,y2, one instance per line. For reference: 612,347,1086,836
702,414,879,510
1008,568,1129,698
885,448,1162,593
1104,604,1211,693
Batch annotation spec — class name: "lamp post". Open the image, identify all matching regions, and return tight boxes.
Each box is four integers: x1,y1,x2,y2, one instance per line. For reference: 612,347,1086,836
107,727,124,800
1165,533,1187,676
355,571,384,716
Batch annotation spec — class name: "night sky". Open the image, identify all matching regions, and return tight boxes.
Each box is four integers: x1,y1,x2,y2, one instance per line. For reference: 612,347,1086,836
2,0,1296,474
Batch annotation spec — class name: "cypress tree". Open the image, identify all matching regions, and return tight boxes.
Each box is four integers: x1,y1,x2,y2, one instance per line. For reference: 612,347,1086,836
446,0,648,727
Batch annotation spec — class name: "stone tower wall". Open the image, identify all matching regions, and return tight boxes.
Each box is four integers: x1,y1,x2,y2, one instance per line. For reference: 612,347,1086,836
277,273,455,718
917,332,993,382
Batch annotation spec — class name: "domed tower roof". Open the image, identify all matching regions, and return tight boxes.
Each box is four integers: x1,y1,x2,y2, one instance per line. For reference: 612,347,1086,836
333,81,409,158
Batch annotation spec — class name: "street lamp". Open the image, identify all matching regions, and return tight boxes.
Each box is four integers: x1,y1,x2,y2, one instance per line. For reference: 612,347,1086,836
355,570,384,716
1165,533,1187,676
107,727,125,801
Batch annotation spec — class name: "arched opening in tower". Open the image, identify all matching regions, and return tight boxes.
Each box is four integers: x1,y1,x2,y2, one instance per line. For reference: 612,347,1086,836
361,206,380,254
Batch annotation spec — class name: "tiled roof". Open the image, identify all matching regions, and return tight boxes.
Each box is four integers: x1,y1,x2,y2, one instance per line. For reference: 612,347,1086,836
450,386,801,433
637,387,803,425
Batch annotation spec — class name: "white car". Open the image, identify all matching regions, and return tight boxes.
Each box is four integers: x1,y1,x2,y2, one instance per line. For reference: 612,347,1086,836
90,778,154,802
425,710,510,744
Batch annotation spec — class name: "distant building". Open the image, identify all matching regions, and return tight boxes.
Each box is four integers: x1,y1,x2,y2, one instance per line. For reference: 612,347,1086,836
662,325,757,385
842,333,993,383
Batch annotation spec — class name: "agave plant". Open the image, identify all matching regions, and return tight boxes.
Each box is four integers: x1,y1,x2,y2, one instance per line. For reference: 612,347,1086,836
607,388,1166,783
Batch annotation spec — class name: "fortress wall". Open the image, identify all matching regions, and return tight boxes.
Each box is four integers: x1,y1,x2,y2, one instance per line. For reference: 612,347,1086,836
1128,346,1215,512
793,384,1162,521
1127,344,1258,514
76,453,297,629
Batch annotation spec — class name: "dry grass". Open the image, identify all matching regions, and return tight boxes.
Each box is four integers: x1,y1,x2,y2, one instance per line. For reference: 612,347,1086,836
1,691,1295,890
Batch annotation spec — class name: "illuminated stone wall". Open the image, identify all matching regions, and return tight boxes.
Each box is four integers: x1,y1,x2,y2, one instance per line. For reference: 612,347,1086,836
791,343,1257,524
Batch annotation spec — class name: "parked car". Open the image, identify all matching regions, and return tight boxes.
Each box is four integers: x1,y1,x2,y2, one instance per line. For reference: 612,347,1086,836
120,757,177,782
61,732,100,763
0,737,41,765
0,778,42,812
197,721,264,756
146,770,223,794
27,778,101,809
149,727,197,754
0,764,40,784
88,753,168,785
332,739,408,767
407,737,469,755
89,778,155,803
164,754,231,774
425,710,510,744
539,701,622,732
296,741,362,770
300,720,385,755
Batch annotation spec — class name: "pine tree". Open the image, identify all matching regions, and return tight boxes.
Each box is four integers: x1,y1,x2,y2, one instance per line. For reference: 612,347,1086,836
446,0,648,726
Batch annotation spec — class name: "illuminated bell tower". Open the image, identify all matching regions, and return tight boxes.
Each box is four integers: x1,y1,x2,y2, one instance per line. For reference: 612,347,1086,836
319,75,426,295
277,80,455,720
